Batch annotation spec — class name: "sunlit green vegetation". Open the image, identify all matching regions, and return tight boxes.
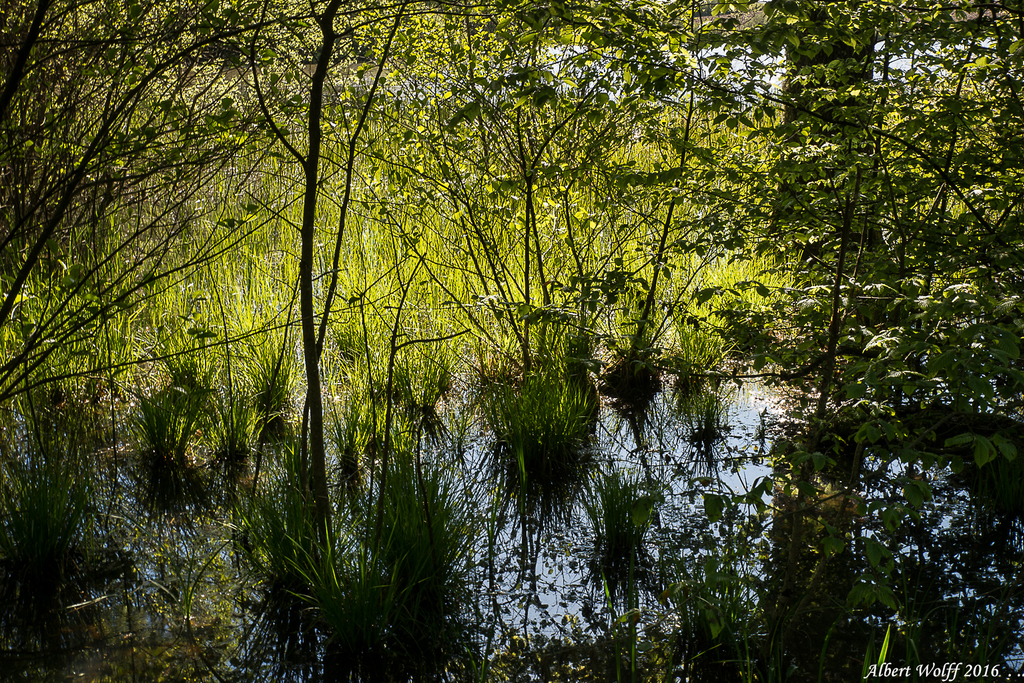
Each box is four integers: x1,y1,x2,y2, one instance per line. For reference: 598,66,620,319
2,0,1023,679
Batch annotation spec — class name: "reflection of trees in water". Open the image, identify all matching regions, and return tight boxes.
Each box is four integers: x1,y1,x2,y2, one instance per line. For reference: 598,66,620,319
758,467,1024,682
1,387,1023,680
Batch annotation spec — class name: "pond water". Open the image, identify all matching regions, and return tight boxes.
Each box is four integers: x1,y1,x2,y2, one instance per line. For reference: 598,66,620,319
2,379,1023,682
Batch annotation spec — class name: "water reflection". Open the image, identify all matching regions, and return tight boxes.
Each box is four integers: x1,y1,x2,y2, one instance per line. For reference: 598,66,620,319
2,379,1024,680
233,591,326,682
0,569,105,670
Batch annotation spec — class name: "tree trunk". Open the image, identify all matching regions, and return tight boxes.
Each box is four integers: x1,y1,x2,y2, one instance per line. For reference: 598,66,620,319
299,0,345,542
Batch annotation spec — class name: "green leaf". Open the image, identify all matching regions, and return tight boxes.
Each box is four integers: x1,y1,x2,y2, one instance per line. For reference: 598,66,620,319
186,328,218,340
703,493,724,523
994,328,1020,360
822,536,844,558
878,624,892,665
856,422,882,444
62,263,85,288
864,538,889,568
903,480,929,508
448,101,482,128
944,433,973,447
876,584,899,610
994,434,1017,461
631,494,658,527
974,435,997,467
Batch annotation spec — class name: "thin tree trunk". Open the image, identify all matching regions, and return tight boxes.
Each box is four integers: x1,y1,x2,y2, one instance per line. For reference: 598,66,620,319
299,0,345,542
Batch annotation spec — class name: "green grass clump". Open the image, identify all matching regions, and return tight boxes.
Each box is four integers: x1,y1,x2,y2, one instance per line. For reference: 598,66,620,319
667,317,728,389
470,338,523,389
207,390,259,465
234,445,320,592
135,386,205,464
0,457,92,578
392,344,455,435
364,459,475,674
134,386,210,511
584,469,660,606
328,398,378,493
486,371,597,524
161,338,219,399
675,387,731,456
257,457,478,680
242,335,297,435
600,341,662,407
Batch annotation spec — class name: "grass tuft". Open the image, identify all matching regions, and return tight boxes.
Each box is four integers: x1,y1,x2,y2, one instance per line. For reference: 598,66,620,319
675,387,731,457
584,468,660,606
667,316,728,390
134,386,210,511
233,445,319,592
208,390,259,465
486,371,597,524
242,335,297,436
0,456,92,578
328,398,377,493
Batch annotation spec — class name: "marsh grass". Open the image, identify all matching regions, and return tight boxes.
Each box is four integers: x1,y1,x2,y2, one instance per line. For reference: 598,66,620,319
370,458,476,671
392,343,455,443
134,386,211,511
207,389,259,466
667,316,728,390
562,330,601,386
0,455,92,578
313,539,400,679
675,386,731,458
234,445,319,591
600,346,662,412
282,458,479,680
241,333,297,436
584,469,660,606
26,333,111,414
333,313,366,364
486,371,597,525
328,397,377,492
161,336,219,399
471,338,523,389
